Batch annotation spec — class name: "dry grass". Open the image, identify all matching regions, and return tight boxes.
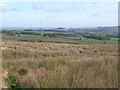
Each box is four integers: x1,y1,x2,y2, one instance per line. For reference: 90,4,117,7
2,41,118,88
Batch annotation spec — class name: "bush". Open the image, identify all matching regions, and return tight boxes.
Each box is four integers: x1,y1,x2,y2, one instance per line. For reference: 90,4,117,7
5,75,23,89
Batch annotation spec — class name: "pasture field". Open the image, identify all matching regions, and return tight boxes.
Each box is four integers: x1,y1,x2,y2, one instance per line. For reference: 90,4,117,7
2,35,118,44
2,40,118,88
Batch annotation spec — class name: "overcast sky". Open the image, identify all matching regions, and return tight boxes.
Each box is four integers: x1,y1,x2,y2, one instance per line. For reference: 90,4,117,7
0,1,118,28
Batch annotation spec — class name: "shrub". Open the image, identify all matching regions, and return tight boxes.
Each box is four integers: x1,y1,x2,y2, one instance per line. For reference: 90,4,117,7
5,75,23,89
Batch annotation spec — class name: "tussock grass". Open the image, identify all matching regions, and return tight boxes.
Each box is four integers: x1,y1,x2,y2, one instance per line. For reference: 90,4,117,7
2,41,118,88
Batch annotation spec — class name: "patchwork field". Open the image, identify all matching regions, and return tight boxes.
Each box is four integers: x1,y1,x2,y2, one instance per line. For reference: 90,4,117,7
2,40,118,88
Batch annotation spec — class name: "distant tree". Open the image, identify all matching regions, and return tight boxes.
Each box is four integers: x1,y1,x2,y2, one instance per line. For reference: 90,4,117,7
84,34,111,40
79,38,82,40
104,41,106,44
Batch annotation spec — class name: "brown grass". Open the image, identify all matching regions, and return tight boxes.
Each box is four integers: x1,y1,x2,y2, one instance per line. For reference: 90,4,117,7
2,41,118,88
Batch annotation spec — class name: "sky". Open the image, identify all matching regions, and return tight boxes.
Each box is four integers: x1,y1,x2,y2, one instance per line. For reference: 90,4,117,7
0,1,118,28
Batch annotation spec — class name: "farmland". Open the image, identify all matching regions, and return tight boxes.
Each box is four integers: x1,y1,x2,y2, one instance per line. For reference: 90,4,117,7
2,27,119,88
2,27,118,44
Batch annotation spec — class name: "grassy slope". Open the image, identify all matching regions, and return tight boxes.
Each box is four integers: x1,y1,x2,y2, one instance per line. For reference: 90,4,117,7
2,41,118,88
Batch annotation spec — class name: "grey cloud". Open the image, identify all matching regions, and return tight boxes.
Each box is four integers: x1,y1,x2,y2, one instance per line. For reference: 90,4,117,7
0,7,19,12
33,3,44,10
10,8,18,11
0,8,8,12
34,4,62,13
34,3,84,13
46,16,55,19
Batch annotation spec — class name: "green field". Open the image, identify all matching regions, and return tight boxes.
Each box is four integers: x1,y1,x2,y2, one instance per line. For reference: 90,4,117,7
2,35,118,44
2,26,118,44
